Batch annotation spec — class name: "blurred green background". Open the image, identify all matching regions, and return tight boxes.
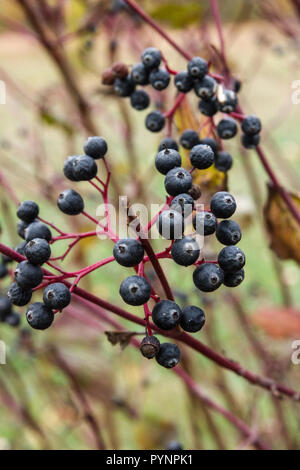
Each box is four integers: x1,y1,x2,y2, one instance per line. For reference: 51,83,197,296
0,0,300,450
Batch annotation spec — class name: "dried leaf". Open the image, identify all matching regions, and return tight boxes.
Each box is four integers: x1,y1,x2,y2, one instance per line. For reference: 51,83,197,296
105,331,136,350
174,98,227,195
251,306,300,339
264,185,300,265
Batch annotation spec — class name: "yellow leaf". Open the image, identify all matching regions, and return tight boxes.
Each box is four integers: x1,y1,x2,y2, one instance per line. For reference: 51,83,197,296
264,184,300,264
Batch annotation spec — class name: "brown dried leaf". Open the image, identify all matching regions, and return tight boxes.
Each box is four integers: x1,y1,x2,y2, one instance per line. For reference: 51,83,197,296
264,185,300,264
251,306,300,339
105,331,136,350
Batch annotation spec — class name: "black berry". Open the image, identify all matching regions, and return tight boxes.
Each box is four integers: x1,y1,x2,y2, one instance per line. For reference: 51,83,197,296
180,305,205,333
223,269,245,287
170,193,194,218
187,57,208,79
158,137,179,152
242,133,260,149
199,137,219,156
141,47,162,69
149,68,170,90
217,119,238,140
218,246,246,272
25,238,51,265
114,76,135,97
7,282,32,306
171,237,200,266
190,144,214,169
43,283,71,310
193,211,217,236
155,148,181,175
198,97,219,116
218,89,238,113
215,151,233,172
210,191,236,219
25,221,52,242
174,71,194,93
0,295,12,321
119,275,151,306
84,136,108,159
241,115,261,135
179,129,200,149
155,342,180,368
130,90,150,110
193,263,224,292
5,312,21,327
152,300,182,330
131,62,149,85
26,302,54,330
194,75,217,100
113,238,144,267
72,155,98,181
216,220,242,245
157,210,184,240
17,200,39,223
145,111,165,132
14,260,43,289
57,189,84,215
164,167,192,196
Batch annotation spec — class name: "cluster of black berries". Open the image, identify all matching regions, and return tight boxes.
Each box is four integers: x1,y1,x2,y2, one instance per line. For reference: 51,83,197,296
6,201,71,330
103,47,262,149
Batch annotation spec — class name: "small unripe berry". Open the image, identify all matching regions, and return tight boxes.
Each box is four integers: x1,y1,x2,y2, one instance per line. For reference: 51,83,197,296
140,335,160,359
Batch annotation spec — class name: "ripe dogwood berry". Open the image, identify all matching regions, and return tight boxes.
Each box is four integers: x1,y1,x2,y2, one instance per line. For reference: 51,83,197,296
63,156,80,181
170,193,194,218
114,76,135,97
215,151,233,172
152,300,182,330
130,62,149,85
17,201,39,223
43,283,71,310
26,302,54,330
193,211,217,236
164,167,192,196
174,71,194,93
216,220,242,246
25,221,52,242
223,269,245,287
155,342,180,368
57,189,84,215
187,57,208,79
15,241,27,256
210,191,236,219
155,148,181,175
180,305,205,333
119,275,151,306
24,238,51,265
141,47,162,69
14,261,43,289
194,75,217,100
7,282,32,307
84,136,108,159
241,115,261,135
149,68,170,90
158,137,179,152
193,263,224,292
190,144,214,169
130,90,150,110
113,238,144,267
171,237,200,266
217,119,238,140
179,129,200,149
157,210,184,240
145,111,165,132
218,246,246,272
